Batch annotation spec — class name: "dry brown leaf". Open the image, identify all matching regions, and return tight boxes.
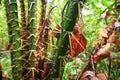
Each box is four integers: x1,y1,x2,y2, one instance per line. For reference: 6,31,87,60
80,71,107,80
107,30,117,43
91,76,100,80
68,33,87,57
100,29,108,38
80,71,95,80
93,43,110,63
114,39,120,44
68,19,87,57
97,73,107,80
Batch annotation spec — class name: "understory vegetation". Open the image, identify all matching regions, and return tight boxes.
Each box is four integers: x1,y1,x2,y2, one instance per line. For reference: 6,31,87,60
0,0,120,80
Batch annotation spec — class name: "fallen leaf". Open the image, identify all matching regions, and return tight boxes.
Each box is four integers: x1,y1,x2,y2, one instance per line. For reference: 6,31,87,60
100,29,108,38
97,73,107,80
80,71,95,80
114,39,120,44
107,30,117,43
93,43,110,63
91,76,100,80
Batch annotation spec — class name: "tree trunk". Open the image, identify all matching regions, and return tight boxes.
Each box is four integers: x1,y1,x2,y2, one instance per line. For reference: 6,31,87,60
35,0,48,79
4,0,23,79
47,0,79,79
22,0,37,79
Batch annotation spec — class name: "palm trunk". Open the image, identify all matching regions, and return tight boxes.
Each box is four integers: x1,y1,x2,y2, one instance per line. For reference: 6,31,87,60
19,0,30,79
47,0,79,79
4,0,12,46
4,0,23,79
35,0,48,79
28,0,37,51
22,0,37,79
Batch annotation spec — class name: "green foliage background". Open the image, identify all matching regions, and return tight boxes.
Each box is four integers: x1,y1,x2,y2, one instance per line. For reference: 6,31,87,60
0,0,120,80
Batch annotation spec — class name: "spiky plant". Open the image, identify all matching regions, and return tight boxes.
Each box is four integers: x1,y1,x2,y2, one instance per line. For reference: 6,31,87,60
36,0,47,56
28,0,36,57
35,0,48,79
19,0,31,79
4,0,23,79
21,0,37,79
46,0,85,79
4,0,12,44
19,0,28,54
